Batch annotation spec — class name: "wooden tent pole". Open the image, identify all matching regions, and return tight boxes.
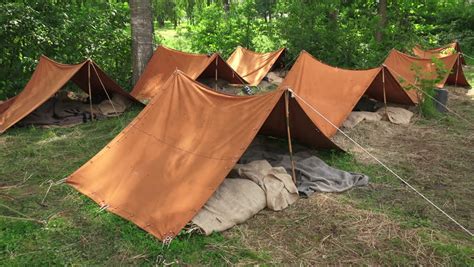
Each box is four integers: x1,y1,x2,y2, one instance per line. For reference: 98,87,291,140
87,60,94,121
455,56,460,87
382,68,388,118
284,90,297,184
215,56,218,90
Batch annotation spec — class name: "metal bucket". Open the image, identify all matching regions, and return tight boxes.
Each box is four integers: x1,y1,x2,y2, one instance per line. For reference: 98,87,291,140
434,88,448,113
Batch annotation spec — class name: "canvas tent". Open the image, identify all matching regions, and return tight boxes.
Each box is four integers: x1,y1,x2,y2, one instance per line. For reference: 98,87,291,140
384,49,470,92
226,46,285,86
130,46,246,101
413,42,466,65
278,51,417,138
67,70,339,241
0,55,140,134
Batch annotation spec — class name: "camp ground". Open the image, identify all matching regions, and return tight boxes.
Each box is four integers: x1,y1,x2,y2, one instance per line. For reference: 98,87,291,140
413,41,467,65
0,56,141,134
226,46,286,86
1,2,474,265
130,45,246,101
67,70,346,241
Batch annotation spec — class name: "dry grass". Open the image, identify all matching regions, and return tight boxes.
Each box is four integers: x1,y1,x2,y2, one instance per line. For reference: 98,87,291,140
224,86,474,265
227,194,445,265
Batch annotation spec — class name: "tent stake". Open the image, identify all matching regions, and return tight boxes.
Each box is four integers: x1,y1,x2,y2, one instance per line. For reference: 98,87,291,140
284,90,297,184
87,60,94,121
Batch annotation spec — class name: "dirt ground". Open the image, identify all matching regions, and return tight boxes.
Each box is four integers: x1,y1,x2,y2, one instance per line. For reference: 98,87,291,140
225,86,473,265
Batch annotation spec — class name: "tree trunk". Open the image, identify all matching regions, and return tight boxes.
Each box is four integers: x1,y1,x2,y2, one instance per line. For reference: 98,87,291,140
375,0,387,43
130,0,154,85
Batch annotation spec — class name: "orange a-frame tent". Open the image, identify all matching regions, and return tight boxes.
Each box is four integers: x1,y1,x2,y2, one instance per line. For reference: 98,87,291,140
226,46,285,86
413,42,466,65
67,70,338,241
0,55,140,134
384,49,470,93
278,51,416,138
130,46,246,101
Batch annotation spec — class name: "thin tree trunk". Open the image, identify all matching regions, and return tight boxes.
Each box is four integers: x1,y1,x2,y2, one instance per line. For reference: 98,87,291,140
130,0,154,85
375,0,387,43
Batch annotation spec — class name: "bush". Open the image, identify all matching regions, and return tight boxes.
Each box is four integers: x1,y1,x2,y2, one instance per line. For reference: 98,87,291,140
0,1,132,99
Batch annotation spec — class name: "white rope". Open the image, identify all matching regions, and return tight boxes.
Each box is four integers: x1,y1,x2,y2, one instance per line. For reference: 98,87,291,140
287,88,473,237
383,65,473,126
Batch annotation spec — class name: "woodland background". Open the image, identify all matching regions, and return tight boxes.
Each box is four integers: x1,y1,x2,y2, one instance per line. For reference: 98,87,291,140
1,0,473,99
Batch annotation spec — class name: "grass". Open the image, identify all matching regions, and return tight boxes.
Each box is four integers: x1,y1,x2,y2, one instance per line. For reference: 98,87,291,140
1,60,473,265
0,106,269,265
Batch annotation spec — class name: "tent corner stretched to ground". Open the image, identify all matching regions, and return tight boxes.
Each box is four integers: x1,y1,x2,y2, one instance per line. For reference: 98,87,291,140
67,70,340,241
130,45,247,101
226,46,286,86
384,49,470,91
0,55,141,134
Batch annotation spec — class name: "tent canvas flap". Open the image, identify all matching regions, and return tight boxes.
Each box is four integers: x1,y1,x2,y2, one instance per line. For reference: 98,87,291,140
278,51,414,138
0,56,140,133
227,46,285,86
67,70,338,241
130,46,246,101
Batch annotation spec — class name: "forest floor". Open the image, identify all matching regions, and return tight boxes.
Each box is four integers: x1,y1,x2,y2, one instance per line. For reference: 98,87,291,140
0,69,473,265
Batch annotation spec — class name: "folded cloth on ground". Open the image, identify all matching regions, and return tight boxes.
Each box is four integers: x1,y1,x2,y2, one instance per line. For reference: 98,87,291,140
191,178,266,235
240,137,369,197
97,93,131,116
343,106,413,128
377,106,413,125
192,160,299,235
343,111,382,129
231,160,299,211
266,71,284,84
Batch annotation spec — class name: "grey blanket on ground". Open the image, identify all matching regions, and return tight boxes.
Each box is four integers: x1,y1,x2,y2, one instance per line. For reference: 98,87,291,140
192,160,299,235
240,137,369,197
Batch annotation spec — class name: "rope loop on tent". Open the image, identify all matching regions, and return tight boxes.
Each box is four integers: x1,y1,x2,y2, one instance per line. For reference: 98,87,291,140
383,65,473,126
90,63,119,118
90,60,129,130
287,88,473,237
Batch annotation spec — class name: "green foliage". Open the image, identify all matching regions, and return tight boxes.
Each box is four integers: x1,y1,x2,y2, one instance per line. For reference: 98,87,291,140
184,1,284,57
0,1,132,99
407,57,448,118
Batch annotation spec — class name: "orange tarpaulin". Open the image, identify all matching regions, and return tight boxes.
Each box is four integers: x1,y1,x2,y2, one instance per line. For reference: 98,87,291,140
67,70,338,241
226,46,285,86
384,49,470,93
279,51,416,138
0,55,139,134
413,42,466,65
130,46,246,101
